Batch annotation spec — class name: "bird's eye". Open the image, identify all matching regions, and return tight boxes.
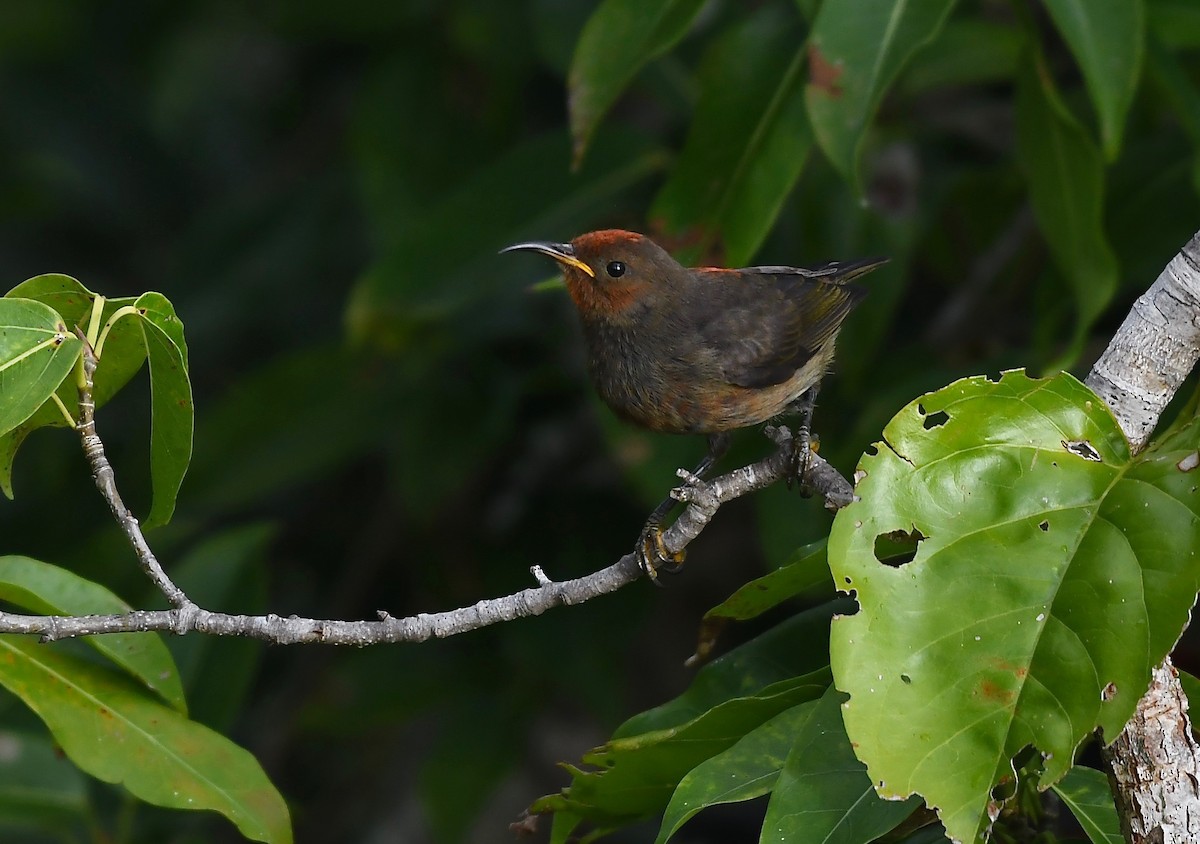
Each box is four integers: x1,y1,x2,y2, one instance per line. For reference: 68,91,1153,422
606,260,626,278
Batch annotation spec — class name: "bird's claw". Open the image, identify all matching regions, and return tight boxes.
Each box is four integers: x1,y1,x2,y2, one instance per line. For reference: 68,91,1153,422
786,431,820,495
637,521,686,584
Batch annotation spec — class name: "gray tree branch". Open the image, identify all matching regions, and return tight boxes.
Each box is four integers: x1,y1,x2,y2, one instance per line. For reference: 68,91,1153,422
0,347,850,644
1084,230,1200,844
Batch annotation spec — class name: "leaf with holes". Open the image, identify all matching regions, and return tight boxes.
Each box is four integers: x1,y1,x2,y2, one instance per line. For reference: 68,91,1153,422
828,370,1200,844
0,298,82,439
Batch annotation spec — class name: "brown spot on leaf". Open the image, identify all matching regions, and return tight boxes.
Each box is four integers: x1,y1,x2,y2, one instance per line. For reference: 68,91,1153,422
808,44,843,96
977,678,1015,704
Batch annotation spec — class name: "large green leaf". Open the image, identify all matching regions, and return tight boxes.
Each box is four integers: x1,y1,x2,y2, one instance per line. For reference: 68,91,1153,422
135,292,193,528
567,0,705,166
828,370,1200,843
1052,766,1122,844
805,0,957,192
0,555,186,713
655,700,820,843
0,298,81,438
760,686,920,844
1043,0,1144,160
0,636,291,843
1015,56,1118,344
651,6,811,265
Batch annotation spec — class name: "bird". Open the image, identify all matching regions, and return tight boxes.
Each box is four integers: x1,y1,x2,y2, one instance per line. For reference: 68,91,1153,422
503,229,884,578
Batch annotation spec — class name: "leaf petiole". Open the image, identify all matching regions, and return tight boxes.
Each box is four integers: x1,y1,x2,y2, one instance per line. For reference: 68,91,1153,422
94,306,141,361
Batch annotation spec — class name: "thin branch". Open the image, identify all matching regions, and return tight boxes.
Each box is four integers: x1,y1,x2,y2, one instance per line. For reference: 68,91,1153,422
75,333,191,610
25,354,851,644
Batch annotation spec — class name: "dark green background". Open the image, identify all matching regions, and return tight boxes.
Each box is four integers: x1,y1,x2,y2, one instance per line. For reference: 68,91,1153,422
0,0,1197,841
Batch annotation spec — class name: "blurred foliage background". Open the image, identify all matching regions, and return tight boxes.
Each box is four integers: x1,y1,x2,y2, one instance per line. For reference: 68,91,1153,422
1,0,1198,841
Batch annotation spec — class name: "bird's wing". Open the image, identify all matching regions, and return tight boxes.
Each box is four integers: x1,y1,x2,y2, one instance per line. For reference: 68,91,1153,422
691,265,872,389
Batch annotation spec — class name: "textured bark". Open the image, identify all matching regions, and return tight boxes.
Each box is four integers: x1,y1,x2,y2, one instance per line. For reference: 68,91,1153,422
1086,231,1200,844
1105,661,1200,843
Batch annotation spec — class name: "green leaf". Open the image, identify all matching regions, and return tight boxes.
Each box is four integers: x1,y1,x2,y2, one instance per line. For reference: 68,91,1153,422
1043,0,1144,160
900,18,1022,93
1149,0,1200,49
0,555,186,713
532,676,826,830
567,0,705,167
651,6,811,265
135,292,193,528
0,298,81,438
760,686,919,844
1015,56,1119,343
0,730,87,836
655,700,820,843
805,0,957,193
828,370,1200,843
618,600,842,737
702,540,830,624
1051,766,1122,844
1,277,146,499
0,636,291,843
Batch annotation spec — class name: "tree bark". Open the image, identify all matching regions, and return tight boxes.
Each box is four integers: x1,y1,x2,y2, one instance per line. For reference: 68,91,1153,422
1085,231,1200,844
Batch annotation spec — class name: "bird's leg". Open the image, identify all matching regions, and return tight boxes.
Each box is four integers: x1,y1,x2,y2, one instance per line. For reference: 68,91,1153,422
786,386,820,493
638,432,731,582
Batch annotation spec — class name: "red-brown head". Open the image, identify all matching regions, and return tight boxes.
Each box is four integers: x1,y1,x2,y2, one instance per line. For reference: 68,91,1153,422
502,229,687,323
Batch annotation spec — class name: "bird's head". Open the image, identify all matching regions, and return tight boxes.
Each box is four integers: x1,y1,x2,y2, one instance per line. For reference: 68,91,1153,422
502,230,685,321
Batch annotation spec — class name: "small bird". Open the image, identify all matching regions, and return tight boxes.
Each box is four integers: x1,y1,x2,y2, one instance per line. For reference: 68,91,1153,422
503,230,884,577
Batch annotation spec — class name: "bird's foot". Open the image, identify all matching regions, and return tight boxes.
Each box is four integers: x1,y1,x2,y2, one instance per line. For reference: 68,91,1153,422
637,518,686,584
786,430,820,496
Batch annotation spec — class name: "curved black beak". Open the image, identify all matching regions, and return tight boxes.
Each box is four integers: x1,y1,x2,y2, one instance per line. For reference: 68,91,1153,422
501,241,595,278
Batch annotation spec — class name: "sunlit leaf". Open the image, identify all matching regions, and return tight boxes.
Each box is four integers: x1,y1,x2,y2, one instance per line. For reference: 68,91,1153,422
1,277,145,499
0,298,81,438
0,555,186,713
0,636,291,843
1043,0,1144,160
568,0,705,166
136,292,192,528
760,686,919,843
805,0,957,193
1052,766,1123,844
829,370,1200,843
651,5,811,265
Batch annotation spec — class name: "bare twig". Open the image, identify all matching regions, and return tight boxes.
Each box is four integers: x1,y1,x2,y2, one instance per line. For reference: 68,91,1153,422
75,333,192,611
19,360,852,644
